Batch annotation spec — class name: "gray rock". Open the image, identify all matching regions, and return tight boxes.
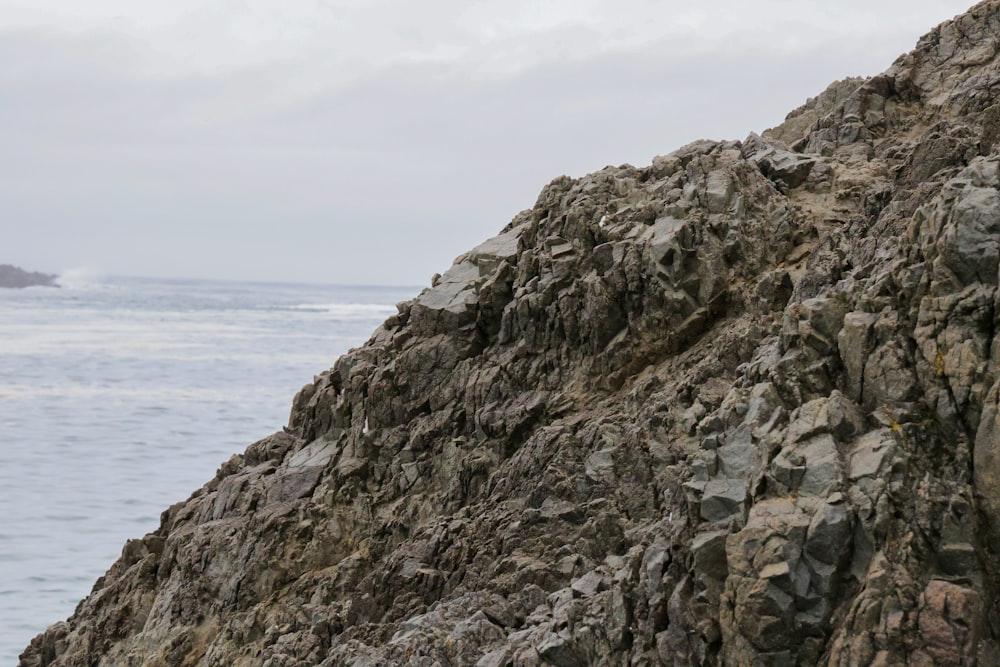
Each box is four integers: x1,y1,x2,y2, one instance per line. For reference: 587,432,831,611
0,264,58,288
745,133,819,190
839,312,878,402
692,529,730,581
570,571,605,598
22,6,1000,666
536,633,581,667
786,391,864,444
700,479,747,523
716,423,758,479
848,429,894,481
805,502,852,565
476,648,513,667
975,380,1000,545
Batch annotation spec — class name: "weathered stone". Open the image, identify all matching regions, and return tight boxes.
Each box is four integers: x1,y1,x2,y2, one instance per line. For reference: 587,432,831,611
536,632,582,667
838,312,878,403
700,479,747,522
756,269,795,312
583,447,617,485
938,542,977,576
786,391,864,444
570,571,605,598
805,502,852,565
22,6,1000,666
716,423,758,478
848,429,894,481
917,581,982,667
704,169,735,213
762,151,818,190
692,529,730,581
975,380,1000,546
797,435,843,496
476,648,512,667
795,297,849,355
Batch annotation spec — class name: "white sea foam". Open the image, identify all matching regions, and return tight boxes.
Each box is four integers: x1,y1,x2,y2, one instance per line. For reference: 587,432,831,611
284,303,397,318
55,265,106,289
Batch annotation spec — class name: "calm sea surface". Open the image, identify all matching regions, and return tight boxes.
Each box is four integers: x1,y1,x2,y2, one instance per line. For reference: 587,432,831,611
0,276,417,664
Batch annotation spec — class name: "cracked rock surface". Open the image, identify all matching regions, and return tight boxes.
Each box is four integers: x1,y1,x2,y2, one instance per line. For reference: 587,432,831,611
21,2,1000,665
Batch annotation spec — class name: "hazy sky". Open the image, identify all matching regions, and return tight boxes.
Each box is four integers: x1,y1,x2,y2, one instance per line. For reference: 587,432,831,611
1,0,978,286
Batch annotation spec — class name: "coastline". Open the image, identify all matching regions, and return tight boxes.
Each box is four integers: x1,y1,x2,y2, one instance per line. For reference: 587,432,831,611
0,265,58,289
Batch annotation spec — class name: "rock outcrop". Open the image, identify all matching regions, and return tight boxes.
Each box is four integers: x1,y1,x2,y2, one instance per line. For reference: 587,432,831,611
0,264,57,288
21,2,1000,665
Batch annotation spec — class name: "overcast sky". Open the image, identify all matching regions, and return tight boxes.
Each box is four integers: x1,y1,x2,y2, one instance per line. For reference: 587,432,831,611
1,0,978,286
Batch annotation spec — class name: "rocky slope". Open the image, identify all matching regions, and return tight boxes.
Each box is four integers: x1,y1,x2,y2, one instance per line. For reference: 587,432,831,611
21,2,1000,665
0,264,57,288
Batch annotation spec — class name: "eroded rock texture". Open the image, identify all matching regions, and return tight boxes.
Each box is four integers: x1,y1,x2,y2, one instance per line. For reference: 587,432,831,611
22,2,1000,665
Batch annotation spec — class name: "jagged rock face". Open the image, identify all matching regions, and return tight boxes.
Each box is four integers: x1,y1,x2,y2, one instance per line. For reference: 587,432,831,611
21,2,1000,666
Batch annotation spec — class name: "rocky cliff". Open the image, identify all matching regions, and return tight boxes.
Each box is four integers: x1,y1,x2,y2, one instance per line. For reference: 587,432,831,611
21,2,1000,665
0,264,57,288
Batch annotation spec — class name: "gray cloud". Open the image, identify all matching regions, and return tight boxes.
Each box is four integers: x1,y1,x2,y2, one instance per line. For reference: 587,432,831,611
1,1,977,284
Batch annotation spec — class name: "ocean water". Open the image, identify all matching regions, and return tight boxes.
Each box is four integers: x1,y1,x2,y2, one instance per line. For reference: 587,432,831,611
0,276,417,664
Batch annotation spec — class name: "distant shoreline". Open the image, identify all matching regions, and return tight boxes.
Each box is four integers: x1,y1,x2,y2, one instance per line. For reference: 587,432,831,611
0,264,58,288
